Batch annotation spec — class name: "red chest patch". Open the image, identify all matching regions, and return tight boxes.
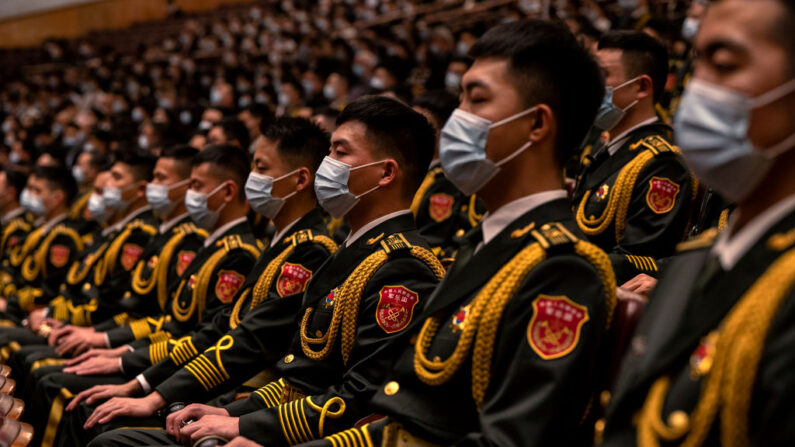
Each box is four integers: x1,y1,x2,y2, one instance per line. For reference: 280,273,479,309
646,177,680,214
276,262,312,297
376,286,419,334
49,245,71,268
527,295,589,360
215,270,246,303
428,193,454,223
120,243,144,271
176,251,196,276
7,236,20,249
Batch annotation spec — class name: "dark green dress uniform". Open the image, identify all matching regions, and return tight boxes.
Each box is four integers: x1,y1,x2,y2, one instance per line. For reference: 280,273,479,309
0,207,32,295
601,200,795,447
88,212,445,447
410,162,485,260
27,217,260,447
58,209,336,444
571,121,696,284
299,196,616,447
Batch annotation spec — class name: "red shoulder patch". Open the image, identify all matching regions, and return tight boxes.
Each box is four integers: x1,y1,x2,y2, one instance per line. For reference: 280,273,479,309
428,193,454,223
527,295,589,360
275,262,313,297
121,243,144,270
376,286,419,334
49,245,70,268
176,250,196,276
215,270,246,303
646,177,680,214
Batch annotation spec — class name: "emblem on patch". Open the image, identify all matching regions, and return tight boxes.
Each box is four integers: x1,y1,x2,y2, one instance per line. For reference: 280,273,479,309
450,304,471,333
324,288,337,308
49,245,70,268
176,251,195,276
527,295,589,360
7,236,19,249
276,262,312,297
428,193,455,222
376,285,419,334
215,270,245,303
595,184,609,201
120,243,144,270
646,177,680,214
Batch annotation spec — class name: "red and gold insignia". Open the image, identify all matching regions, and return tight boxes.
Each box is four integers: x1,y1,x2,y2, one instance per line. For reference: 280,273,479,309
7,236,19,249
376,285,419,334
147,255,159,269
428,193,455,223
527,295,589,360
187,274,197,290
49,245,70,268
176,251,196,276
646,177,680,214
595,184,609,201
276,263,312,297
450,304,471,333
600,131,610,144
215,270,245,303
120,243,144,270
689,331,718,378
324,288,337,308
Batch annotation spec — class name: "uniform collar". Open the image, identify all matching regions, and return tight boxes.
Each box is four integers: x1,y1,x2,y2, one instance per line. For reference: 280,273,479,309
0,207,25,226
344,209,412,247
270,217,301,247
106,205,153,235
480,190,568,247
41,212,68,234
204,216,248,247
712,193,795,270
159,212,190,234
607,117,660,156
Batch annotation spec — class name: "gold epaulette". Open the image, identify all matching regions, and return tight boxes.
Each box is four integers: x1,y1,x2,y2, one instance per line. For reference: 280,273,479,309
380,233,412,255
676,228,720,253
530,222,579,251
629,134,680,156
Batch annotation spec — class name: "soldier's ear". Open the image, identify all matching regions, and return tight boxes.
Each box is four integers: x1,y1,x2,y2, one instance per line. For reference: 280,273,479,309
294,167,312,192
377,159,399,188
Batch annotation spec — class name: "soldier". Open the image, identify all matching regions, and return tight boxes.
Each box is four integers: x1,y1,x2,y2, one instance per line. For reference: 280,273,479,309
87,96,445,446
601,0,795,445
410,90,485,261
0,167,32,290
230,19,615,447
51,117,337,443
572,31,696,284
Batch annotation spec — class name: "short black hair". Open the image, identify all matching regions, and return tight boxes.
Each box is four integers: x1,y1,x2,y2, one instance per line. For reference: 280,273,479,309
598,30,669,103
193,145,250,201
469,20,604,166
214,117,251,150
114,151,156,182
86,151,111,170
337,96,435,196
2,167,27,200
412,90,459,131
34,166,78,204
262,117,329,173
160,145,198,179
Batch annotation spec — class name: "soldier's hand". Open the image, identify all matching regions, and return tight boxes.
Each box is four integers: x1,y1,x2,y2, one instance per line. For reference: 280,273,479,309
178,414,240,446
49,325,79,346
224,437,264,447
62,356,121,376
83,393,167,428
620,274,657,299
65,346,127,366
0,297,7,312
166,404,230,437
66,379,142,411
54,329,105,356
26,308,47,331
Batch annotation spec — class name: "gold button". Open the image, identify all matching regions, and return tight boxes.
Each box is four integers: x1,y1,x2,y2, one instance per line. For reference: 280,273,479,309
667,411,690,431
384,381,399,396
284,354,294,364
83,283,91,291
455,229,465,238
594,418,605,444
315,330,323,337
600,390,611,408
124,291,131,299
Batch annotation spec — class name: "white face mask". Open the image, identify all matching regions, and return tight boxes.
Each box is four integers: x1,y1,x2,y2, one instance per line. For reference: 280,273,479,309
674,77,795,203
146,178,190,217
439,107,537,195
87,192,111,224
245,169,300,219
185,182,228,229
314,156,385,218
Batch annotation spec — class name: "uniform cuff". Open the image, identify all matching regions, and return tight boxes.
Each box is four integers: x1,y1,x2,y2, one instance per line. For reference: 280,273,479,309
136,374,152,394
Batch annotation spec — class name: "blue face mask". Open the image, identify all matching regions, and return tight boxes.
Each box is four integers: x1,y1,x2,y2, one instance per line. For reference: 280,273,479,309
593,77,641,131
439,107,536,195
87,192,111,224
674,78,795,203
245,170,299,219
185,182,228,229
314,156,385,218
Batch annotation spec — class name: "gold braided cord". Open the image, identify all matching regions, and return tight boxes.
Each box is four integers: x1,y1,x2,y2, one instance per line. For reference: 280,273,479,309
23,226,84,282
637,246,795,447
718,209,730,231
69,192,91,220
229,289,251,330
468,195,483,228
415,239,616,410
131,259,157,296
95,221,157,286
67,241,109,285
0,218,30,255
301,245,444,364
10,226,44,267
305,396,347,438
410,168,440,217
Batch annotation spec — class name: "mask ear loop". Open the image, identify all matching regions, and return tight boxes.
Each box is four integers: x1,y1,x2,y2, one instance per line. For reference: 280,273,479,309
167,178,192,191
612,76,644,112
750,78,795,158
206,181,231,214
349,159,389,199
272,168,303,201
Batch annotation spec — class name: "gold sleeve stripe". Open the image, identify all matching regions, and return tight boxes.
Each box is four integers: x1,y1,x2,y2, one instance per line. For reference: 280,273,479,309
130,319,152,339
253,381,283,407
278,402,297,445
113,313,129,326
169,338,198,365
193,355,228,385
149,341,169,364
188,357,220,388
184,362,213,391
